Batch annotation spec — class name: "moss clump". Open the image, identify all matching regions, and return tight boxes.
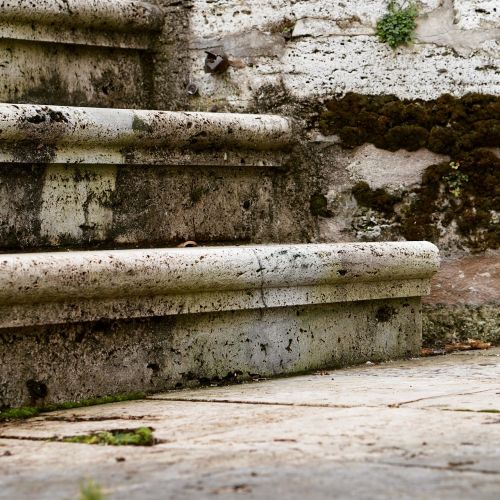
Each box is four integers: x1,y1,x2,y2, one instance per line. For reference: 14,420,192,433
320,92,500,156
0,392,146,422
65,427,154,447
80,480,106,500
385,125,428,151
0,407,40,421
400,150,499,251
310,193,332,217
265,17,296,40
352,182,401,216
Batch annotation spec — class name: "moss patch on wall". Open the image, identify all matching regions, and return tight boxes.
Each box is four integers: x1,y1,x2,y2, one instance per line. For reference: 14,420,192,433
400,150,499,250
352,182,401,216
320,93,500,251
319,92,499,154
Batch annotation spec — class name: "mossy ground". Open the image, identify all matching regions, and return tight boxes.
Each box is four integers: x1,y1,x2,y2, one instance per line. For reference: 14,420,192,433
320,93,500,251
0,392,146,422
80,481,106,500
65,427,154,447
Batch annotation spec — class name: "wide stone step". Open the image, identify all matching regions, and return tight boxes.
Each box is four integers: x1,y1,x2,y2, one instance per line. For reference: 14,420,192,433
0,103,292,165
0,242,439,408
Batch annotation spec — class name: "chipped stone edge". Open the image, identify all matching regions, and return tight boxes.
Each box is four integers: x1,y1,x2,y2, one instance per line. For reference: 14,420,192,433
0,0,164,49
0,242,439,328
0,104,293,167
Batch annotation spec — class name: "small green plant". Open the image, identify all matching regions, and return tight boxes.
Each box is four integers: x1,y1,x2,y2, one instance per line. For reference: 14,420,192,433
80,480,105,500
65,427,154,446
376,1,418,48
444,161,469,198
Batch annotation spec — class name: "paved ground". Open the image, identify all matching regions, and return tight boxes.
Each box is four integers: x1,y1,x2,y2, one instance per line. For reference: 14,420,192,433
1,349,499,499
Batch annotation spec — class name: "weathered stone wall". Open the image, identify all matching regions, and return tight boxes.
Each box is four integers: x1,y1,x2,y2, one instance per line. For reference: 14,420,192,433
0,1,498,344
152,0,500,344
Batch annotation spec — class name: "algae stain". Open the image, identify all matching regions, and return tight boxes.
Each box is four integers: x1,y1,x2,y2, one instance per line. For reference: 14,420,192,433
132,115,152,134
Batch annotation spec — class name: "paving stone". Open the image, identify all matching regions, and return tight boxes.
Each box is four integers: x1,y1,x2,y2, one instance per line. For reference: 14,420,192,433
1,350,499,499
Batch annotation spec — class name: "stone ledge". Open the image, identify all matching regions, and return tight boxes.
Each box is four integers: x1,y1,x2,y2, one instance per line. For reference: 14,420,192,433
0,0,164,49
0,104,293,167
0,242,439,328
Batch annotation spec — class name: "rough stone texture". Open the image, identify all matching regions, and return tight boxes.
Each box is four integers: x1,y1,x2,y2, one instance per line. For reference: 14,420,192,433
0,40,154,108
155,0,499,112
0,1,162,107
0,349,499,499
346,145,450,191
0,297,422,408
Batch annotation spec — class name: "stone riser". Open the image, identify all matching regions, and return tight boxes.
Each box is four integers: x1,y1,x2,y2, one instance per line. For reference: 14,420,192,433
0,297,421,408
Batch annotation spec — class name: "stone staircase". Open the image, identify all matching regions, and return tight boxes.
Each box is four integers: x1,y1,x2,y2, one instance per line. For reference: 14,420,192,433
0,0,439,409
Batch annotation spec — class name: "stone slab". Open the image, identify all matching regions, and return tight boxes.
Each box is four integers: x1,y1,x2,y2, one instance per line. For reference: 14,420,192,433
151,348,500,407
0,349,499,499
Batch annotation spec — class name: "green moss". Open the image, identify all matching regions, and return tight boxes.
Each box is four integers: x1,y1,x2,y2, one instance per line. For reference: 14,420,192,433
400,151,499,250
0,392,146,422
80,480,106,500
0,407,41,421
352,182,401,216
65,427,154,447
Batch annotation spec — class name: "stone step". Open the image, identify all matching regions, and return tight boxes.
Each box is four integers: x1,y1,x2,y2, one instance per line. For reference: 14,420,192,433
0,0,163,107
0,242,439,408
0,103,295,251
0,0,164,48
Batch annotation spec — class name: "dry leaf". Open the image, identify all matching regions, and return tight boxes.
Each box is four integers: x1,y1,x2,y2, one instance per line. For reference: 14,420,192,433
176,241,198,248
